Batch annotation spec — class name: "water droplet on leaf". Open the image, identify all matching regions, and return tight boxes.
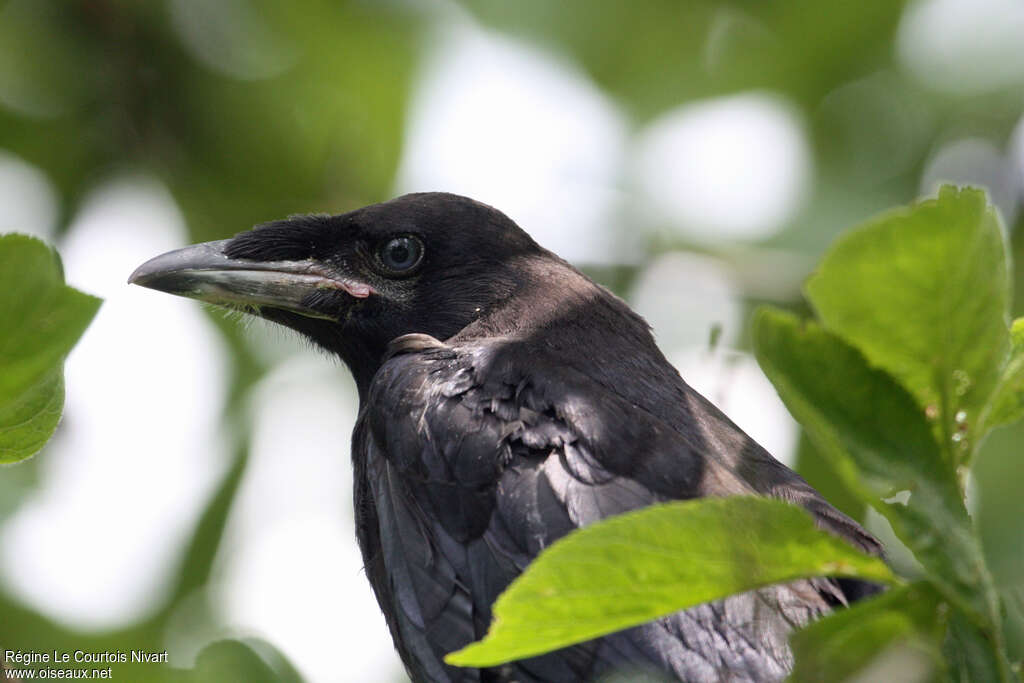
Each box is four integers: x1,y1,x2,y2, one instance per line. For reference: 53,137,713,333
952,369,971,396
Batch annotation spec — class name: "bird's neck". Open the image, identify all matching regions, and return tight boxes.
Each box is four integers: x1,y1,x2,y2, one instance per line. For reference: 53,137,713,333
455,256,609,338
455,258,679,396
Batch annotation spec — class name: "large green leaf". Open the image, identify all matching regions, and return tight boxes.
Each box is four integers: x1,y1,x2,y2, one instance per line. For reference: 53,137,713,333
805,186,1010,462
446,496,894,668
789,583,944,683
752,310,999,632
0,234,100,463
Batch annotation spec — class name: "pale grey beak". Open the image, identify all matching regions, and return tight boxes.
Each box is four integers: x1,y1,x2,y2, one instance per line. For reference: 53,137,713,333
129,240,372,320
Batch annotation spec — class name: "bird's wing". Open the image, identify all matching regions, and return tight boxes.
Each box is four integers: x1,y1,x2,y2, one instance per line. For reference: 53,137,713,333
355,334,875,682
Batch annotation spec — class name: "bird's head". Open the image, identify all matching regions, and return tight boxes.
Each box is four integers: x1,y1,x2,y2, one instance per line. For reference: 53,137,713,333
129,192,547,392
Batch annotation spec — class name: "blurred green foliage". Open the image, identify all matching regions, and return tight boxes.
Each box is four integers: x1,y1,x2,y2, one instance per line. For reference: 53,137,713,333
788,582,945,682
464,0,905,116
1,0,1023,681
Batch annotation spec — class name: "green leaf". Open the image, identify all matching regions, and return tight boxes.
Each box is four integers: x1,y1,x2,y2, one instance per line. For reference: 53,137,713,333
752,309,999,630
792,432,866,525
979,318,1024,435
789,583,944,683
805,186,1010,462
0,366,63,463
446,496,895,668
0,234,101,463
945,609,1016,683
171,639,304,683
752,309,954,498
973,419,1024,587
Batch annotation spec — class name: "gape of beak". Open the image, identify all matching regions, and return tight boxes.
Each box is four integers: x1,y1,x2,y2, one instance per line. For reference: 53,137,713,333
128,240,373,321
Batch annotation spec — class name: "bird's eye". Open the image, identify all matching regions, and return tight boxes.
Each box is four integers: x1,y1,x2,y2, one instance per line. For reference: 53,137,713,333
377,236,424,274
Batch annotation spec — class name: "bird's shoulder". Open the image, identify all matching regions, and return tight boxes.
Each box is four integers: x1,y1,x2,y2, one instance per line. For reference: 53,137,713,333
365,329,879,551
363,330,693,493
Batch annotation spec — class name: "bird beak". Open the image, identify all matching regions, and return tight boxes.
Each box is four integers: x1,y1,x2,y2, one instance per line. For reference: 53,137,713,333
128,240,373,321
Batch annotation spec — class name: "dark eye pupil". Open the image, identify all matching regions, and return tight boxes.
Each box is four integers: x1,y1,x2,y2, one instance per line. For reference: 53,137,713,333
390,243,409,263
380,236,421,272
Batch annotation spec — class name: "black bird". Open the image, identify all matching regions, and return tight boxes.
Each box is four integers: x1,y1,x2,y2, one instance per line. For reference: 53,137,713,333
130,193,881,682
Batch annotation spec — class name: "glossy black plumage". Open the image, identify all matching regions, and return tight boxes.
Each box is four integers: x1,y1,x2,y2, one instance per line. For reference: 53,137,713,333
130,193,882,682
